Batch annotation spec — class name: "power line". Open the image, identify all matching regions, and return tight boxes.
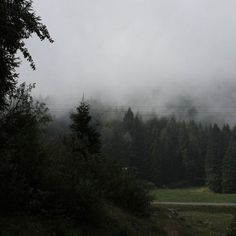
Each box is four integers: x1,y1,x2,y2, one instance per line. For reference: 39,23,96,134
48,108,236,115
46,103,236,109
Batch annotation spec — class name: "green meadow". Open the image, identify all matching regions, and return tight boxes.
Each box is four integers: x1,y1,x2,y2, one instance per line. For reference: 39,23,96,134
152,187,236,203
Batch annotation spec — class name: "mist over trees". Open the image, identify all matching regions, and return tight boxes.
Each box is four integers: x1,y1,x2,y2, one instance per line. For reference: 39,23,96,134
2,0,236,235
101,108,236,193
0,1,152,235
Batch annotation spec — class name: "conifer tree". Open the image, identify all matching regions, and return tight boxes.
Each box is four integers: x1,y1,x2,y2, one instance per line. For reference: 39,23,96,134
205,124,223,193
159,118,182,184
123,108,134,133
149,138,163,186
222,124,231,153
130,115,148,178
102,122,128,166
70,101,100,155
222,138,236,193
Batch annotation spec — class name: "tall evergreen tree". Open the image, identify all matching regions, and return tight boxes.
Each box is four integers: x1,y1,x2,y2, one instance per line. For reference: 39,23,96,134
101,122,129,166
222,137,236,193
205,124,223,193
149,137,163,186
123,108,134,133
129,115,148,178
181,121,205,185
158,117,182,185
222,124,231,153
70,101,101,155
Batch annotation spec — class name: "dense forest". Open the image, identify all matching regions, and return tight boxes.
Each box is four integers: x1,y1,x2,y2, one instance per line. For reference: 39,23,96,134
101,108,236,193
0,86,151,218
0,86,157,234
2,0,236,235
0,1,158,235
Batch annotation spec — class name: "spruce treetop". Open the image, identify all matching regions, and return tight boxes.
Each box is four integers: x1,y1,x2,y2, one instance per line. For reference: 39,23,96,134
70,101,100,155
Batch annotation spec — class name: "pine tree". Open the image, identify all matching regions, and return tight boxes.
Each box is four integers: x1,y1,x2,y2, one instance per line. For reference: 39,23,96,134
130,115,148,178
205,124,223,193
222,138,236,193
102,122,129,166
159,118,182,185
123,108,134,133
222,124,231,153
66,101,105,223
70,101,100,155
149,138,163,186
181,121,204,185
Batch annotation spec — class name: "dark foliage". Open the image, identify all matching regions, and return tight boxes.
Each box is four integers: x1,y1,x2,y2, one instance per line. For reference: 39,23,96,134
0,0,53,109
222,135,236,193
0,83,50,212
70,101,101,155
0,88,151,228
205,125,223,192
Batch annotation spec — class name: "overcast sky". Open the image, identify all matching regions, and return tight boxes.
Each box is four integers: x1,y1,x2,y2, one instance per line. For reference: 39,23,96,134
19,0,236,122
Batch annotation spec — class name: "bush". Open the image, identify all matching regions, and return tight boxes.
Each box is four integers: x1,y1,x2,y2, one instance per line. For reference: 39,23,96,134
99,159,151,216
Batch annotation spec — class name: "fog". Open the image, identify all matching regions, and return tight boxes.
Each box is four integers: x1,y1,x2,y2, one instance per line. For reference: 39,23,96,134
19,0,236,124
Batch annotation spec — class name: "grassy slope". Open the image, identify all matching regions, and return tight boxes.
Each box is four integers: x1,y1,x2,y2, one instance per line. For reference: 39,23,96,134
152,187,236,203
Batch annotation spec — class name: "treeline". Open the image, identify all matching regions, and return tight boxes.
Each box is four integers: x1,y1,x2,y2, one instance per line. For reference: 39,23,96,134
101,108,236,193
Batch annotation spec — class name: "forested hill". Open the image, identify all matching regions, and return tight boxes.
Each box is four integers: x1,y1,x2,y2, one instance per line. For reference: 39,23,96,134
101,108,236,193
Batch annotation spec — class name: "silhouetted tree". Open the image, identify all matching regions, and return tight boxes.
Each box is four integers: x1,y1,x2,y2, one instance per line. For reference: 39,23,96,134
0,0,53,109
129,115,148,176
123,107,134,133
70,101,101,155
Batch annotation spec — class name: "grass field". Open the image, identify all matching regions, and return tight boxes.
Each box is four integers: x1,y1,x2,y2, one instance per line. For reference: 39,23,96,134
152,187,236,235
179,210,234,236
151,203,236,236
152,187,236,203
